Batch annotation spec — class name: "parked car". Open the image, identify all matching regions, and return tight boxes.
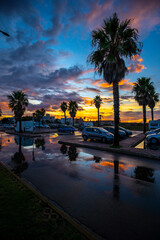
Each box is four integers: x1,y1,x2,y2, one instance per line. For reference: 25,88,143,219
58,125,75,133
82,127,114,143
49,123,58,129
146,133,160,144
78,122,93,131
119,127,132,136
42,124,50,128
145,128,160,136
34,122,44,128
3,124,14,130
103,126,126,138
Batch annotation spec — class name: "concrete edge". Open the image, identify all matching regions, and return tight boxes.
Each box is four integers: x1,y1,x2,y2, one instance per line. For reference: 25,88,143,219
130,137,145,147
0,161,102,240
58,140,160,160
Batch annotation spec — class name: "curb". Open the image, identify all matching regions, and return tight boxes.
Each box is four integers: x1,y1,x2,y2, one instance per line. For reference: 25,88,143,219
0,161,102,240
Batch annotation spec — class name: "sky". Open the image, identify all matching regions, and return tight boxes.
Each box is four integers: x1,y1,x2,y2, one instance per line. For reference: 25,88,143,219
0,0,160,122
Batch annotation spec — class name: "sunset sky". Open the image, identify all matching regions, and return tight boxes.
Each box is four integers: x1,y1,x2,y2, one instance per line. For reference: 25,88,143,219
0,0,160,122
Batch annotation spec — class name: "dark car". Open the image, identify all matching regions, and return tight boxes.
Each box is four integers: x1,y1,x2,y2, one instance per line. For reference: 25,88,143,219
119,126,132,136
103,126,126,138
82,127,114,143
58,125,75,133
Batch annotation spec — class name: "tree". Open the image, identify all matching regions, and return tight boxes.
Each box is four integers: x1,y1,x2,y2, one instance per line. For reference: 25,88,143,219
8,91,28,132
133,77,154,133
60,102,68,124
35,108,45,128
93,96,102,127
0,108,1,117
87,13,142,146
148,89,159,121
68,100,78,126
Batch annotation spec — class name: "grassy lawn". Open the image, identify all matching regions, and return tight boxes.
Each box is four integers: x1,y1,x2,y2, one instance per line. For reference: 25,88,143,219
0,163,87,240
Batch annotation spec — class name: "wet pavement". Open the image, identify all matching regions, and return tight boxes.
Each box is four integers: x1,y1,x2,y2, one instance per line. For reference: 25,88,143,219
0,132,160,239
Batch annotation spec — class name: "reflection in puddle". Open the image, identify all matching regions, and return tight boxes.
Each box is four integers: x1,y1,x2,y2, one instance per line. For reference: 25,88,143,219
134,166,155,183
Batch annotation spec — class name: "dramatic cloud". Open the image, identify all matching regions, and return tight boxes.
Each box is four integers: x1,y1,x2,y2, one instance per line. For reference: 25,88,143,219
84,87,101,93
92,79,134,92
128,55,146,73
0,0,159,121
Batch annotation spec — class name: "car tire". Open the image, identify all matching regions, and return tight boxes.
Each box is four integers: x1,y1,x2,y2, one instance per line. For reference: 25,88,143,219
83,135,88,141
150,137,158,144
102,137,106,143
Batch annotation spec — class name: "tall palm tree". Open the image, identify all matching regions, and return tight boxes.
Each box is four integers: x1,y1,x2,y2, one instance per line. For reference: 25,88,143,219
35,108,45,128
68,100,78,126
148,90,159,121
133,77,154,133
60,102,68,124
94,95,102,127
87,13,142,146
8,91,28,133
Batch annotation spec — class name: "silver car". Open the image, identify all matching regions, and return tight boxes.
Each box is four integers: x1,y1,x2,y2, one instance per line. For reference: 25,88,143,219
146,133,160,144
82,127,114,143
145,128,160,136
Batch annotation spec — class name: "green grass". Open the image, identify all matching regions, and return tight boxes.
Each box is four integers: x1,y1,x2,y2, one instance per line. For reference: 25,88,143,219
0,163,87,240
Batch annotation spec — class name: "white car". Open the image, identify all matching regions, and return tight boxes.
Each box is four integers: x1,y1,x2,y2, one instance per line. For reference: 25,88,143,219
146,133,160,144
145,128,160,136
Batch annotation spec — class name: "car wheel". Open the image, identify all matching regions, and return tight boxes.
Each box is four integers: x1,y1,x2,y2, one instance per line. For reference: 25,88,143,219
102,137,106,143
150,138,158,144
83,135,88,141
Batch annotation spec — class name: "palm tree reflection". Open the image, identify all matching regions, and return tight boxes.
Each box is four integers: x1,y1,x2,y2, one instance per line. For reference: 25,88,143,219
60,144,67,154
113,157,120,200
94,156,101,163
35,138,45,150
68,145,78,161
134,166,155,183
11,136,28,176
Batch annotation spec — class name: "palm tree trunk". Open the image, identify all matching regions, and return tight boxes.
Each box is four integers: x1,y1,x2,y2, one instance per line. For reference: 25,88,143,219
143,104,146,133
19,118,22,133
98,108,99,127
113,81,119,146
151,108,154,121
64,112,66,124
19,136,22,153
72,117,74,126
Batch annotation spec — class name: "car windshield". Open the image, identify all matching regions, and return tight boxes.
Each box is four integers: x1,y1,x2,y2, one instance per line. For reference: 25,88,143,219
99,128,112,134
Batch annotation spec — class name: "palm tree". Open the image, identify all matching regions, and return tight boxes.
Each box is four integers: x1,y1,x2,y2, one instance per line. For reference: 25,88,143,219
87,13,142,146
60,102,68,124
8,91,28,133
133,77,154,133
68,100,78,126
35,108,45,128
94,95,102,127
148,90,159,121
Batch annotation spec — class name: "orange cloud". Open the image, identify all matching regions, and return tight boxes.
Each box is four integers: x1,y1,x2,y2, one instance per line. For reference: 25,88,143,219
128,55,146,73
82,68,97,75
